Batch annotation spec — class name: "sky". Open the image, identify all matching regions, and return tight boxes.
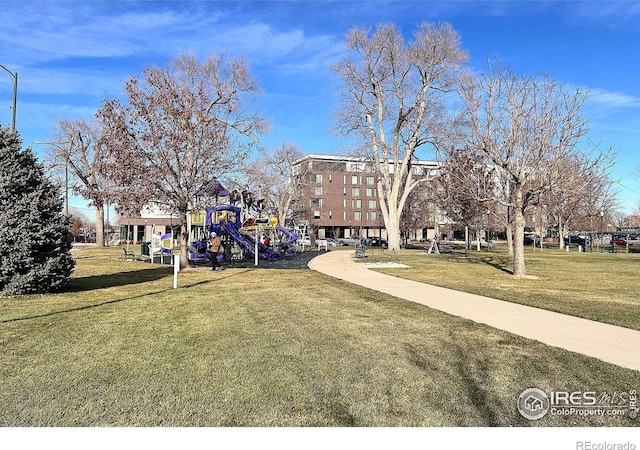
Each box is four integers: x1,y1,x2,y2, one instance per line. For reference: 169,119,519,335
1,0,639,216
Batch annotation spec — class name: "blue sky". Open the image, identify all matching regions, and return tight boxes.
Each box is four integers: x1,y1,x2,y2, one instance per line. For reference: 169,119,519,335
1,0,639,214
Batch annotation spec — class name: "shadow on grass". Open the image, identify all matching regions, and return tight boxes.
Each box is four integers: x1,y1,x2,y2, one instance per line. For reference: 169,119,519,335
1,287,172,324
466,253,513,275
404,341,509,426
67,267,174,292
1,269,256,325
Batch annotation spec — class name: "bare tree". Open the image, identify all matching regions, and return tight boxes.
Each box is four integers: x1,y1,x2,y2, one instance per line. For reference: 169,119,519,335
244,142,305,228
545,151,616,249
400,187,433,245
333,22,468,251
457,63,610,277
46,118,109,246
433,149,494,255
97,53,269,267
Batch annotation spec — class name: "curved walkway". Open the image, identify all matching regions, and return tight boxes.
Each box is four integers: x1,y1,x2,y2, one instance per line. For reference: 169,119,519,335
308,250,640,372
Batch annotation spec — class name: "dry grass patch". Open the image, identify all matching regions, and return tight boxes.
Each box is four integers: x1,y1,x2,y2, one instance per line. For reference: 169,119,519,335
0,247,638,427
368,247,640,330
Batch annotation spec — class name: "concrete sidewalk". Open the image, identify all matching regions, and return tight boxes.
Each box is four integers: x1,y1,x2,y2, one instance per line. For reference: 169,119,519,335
308,250,640,372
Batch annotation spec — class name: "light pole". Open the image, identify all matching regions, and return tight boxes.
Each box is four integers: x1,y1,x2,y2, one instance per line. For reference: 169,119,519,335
600,210,604,252
0,64,18,133
32,141,69,216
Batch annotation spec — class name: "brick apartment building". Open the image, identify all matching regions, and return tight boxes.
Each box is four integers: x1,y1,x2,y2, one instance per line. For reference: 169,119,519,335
292,154,441,241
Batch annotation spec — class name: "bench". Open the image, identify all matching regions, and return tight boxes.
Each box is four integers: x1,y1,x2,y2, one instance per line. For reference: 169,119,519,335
122,247,137,261
316,239,328,251
354,243,368,258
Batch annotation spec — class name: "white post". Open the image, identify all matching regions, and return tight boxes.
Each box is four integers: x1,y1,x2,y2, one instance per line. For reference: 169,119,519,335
173,254,180,289
254,228,259,266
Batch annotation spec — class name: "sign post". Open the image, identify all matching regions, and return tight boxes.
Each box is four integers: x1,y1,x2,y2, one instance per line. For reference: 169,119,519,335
173,253,180,289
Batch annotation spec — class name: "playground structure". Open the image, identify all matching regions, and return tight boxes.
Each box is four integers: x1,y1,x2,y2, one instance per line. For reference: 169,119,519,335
187,183,299,266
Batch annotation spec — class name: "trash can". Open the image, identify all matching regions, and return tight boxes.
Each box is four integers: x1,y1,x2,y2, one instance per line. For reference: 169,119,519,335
141,241,150,256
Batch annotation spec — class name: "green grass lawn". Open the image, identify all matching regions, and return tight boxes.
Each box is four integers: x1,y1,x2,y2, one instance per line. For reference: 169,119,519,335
364,245,640,331
0,247,638,427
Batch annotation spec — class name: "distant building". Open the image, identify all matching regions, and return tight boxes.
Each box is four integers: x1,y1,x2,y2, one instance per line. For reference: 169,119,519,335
119,205,181,244
291,154,441,241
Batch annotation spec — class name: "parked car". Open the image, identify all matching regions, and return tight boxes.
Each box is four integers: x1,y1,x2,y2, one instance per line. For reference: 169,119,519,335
368,237,387,247
337,237,360,246
324,238,344,247
564,235,587,246
628,239,640,253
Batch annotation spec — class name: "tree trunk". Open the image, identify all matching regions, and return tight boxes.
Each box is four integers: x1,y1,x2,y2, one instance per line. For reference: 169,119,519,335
464,226,469,258
512,191,527,278
506,223,514,256
386,205,402,252
94,204,105,247
180,214,189,269
558,216,565,250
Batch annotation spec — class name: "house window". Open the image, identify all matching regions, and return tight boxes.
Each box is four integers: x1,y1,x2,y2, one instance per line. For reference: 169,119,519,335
315,186,323,196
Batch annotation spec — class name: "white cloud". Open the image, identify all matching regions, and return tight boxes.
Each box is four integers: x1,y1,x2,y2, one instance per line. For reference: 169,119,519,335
588,89,640,109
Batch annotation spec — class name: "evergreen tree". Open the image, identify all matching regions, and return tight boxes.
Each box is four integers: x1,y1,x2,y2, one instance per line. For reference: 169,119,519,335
0,126,75,296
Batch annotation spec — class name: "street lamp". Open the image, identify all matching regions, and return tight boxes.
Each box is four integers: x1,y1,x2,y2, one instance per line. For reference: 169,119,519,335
600,210,604,252
0,63,18,133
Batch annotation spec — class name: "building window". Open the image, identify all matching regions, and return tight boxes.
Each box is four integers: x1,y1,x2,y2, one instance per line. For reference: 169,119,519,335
366,176,375,185
343,199,347,208
354,211,362,221
343,211,347,220
315,174,323,183
343,187,347,195
368,199,377,209
351,187,360,197
352,175,358,184
310,198,323,207
314,211,321,219
315,186,323,196
355,199,362,208
344,175,347,184
329,174,332,183
366,188,377,197
329,210,332,219
370,211,378,221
